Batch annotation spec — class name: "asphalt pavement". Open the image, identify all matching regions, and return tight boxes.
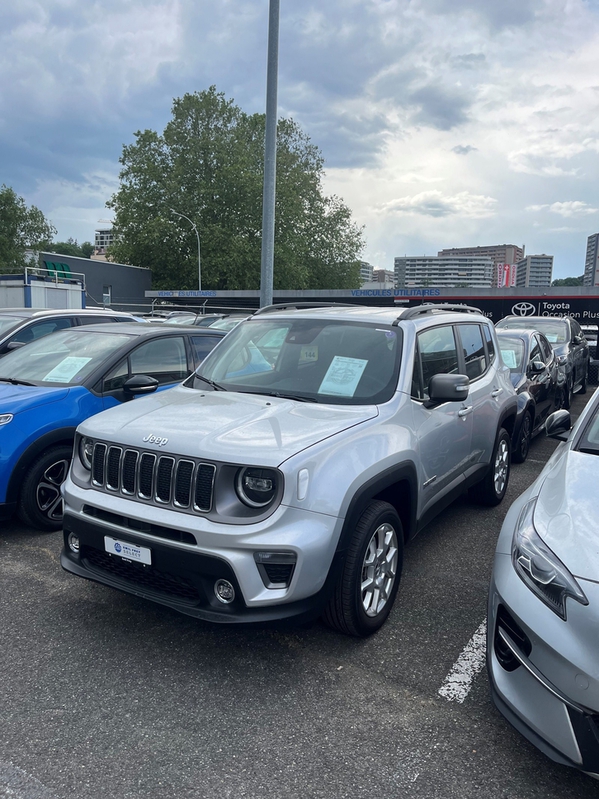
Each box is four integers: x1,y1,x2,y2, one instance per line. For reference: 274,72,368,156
1,391,598,799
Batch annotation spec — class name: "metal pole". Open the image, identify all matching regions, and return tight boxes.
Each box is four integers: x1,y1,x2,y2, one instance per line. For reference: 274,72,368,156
260,0,280,308
171,209,201,291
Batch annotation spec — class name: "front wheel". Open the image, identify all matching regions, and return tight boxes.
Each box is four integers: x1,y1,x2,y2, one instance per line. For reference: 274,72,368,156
512,411,532,464
563,377,573,410
579,367,588,395
17,444,73,531
323,500,404,637
469,428,511,506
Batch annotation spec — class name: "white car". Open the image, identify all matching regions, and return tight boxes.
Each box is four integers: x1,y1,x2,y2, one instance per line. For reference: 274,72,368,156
61,303,517,636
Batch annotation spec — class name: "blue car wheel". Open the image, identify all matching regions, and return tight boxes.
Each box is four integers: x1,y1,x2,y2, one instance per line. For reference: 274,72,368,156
18,444,73,532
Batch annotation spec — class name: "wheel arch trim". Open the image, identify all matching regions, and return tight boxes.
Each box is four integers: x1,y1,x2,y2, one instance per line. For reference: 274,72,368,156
6,427,77,505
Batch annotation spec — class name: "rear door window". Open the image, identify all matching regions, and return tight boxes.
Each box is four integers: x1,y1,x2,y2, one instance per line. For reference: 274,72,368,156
457,324,486,380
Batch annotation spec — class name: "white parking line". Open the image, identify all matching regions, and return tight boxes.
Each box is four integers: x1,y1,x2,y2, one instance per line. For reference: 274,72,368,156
438,618,487,703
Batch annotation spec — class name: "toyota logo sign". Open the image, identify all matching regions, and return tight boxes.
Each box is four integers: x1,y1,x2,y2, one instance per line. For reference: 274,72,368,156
511,301,537,317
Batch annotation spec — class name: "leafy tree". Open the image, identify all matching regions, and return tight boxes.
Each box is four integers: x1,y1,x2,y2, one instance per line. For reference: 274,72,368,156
551,276,584,286
0,185,56,272
46,237,94,259
107,87,363,290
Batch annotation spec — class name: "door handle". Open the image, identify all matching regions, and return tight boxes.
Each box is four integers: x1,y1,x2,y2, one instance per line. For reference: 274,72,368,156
491,388,503,398
458,405,473,417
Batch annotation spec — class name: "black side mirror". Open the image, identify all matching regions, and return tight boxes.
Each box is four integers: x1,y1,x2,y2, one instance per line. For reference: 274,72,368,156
123,374,159,397
545,409,571,440
572,335,582,345
528,360,545,374
427,373,469,405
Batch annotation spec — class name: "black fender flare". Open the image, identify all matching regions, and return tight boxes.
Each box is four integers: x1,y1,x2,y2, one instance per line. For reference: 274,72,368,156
335,461,418,556
6,427,77,505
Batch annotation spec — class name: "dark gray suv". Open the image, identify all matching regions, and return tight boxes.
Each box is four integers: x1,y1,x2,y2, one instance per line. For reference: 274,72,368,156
496,315,589,409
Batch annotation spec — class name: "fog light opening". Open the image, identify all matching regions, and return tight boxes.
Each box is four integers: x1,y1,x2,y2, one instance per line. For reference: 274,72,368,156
214,579,235,604
67,532,80,553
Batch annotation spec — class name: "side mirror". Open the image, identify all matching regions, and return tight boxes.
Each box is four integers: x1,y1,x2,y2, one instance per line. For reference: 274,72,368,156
428,373,469,404
123,374,159,397
545,409,571,441
572,335,582,345
528,360,545,374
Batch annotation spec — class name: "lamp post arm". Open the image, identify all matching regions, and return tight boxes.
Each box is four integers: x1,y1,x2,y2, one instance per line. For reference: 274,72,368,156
170,209,201,291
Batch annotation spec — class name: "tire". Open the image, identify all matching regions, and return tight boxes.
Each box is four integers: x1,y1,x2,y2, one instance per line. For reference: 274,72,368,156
17,445,73,531
323,500,404,637
469,428,511,506
563,377,573,410
512,411,532,464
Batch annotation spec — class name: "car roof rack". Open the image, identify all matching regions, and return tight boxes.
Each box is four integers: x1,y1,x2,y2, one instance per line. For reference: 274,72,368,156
392,303,483,325
253,302,361,316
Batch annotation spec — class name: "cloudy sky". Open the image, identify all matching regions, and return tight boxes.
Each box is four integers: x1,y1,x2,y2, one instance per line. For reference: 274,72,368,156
2,0,599,280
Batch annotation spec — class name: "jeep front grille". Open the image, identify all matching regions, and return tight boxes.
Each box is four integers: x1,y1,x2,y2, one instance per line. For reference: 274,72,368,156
91,443,216,514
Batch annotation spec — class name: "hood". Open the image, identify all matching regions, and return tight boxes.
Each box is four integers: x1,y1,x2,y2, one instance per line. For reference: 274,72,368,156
0,382,70,414
534,449,599,581
78,385,379,467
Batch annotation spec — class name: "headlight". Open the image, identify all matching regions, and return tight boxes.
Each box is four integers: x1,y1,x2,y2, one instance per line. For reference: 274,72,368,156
79,437,94,471
236,467,278,508
0,413,13,426
512,498,588,619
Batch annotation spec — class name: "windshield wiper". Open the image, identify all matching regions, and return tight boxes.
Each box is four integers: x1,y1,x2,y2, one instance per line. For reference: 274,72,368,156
242,390,317,403
0,377,36,386
194,374,227,391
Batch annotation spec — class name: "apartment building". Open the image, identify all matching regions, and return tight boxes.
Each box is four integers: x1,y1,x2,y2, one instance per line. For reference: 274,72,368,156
584,233,599,286
516,255,553,287
394,255,494,288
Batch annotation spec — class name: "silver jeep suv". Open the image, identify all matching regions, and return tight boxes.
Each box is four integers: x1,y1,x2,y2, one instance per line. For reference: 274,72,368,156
61,303,517,636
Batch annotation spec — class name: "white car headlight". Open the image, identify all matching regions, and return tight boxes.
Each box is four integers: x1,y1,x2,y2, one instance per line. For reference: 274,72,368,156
512,498,588,619
79,436,94,471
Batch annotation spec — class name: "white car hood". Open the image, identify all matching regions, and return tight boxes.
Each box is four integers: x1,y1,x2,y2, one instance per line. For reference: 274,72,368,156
534,450,599,581
79,385,378,467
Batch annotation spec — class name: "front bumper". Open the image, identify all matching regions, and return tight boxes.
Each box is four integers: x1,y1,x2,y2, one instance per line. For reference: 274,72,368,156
61,478,345,625
488,552,599,777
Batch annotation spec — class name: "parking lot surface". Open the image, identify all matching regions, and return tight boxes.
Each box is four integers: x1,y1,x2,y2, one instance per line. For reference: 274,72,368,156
1,392,599,799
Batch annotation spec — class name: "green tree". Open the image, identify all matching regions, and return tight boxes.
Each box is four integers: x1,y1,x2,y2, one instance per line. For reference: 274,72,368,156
551,276,584,286
0,185,56,271
46,237,94,259
107,87,363,290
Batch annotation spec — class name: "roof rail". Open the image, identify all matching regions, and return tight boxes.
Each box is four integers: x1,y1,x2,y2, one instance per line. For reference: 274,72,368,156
253,302,361,316
392,303,483,325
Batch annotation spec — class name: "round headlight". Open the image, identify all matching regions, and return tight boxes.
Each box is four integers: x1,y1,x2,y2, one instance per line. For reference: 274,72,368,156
79,437,94,470
236,467,278,508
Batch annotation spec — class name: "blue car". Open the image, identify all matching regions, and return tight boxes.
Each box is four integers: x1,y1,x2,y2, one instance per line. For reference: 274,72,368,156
0,323,225,530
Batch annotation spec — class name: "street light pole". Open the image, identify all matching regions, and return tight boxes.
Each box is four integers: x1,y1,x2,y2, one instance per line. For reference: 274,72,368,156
170,209,201,291
260,0,280,308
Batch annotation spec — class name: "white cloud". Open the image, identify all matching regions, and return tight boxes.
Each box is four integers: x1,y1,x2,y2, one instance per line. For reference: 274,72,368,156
378,190,497,218
527,201,599,216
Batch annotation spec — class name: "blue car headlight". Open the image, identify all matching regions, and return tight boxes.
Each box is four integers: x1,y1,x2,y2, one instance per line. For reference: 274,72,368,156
0,414,13,426
512,498,588,619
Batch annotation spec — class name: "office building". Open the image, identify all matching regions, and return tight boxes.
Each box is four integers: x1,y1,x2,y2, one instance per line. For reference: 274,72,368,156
92,227,115,261
584,234,599,286
438,245,524,286
394,256,494,288
516,255,553,287
359,261,374,284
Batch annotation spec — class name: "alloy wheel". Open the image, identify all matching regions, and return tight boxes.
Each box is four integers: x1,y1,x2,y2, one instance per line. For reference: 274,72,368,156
360,523,399,617
36,458,69,521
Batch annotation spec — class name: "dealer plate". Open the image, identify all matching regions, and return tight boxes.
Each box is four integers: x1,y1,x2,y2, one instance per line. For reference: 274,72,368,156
104,536,151,565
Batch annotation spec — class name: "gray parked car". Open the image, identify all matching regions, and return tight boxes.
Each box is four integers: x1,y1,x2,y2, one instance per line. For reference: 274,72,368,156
496,315,589,410
61,303,517,637
0,308,136,357
488,393,599,778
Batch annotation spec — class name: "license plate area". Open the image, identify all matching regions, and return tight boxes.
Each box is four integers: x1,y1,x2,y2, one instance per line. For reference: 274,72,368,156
104,536,152,565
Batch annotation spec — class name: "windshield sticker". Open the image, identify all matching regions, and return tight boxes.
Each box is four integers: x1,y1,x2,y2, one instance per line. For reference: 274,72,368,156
501,349,517,369
299,345,318,363
42,356,92,383
318,356,368,397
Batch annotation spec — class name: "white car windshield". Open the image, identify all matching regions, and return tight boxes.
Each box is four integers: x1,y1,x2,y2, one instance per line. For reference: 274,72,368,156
190,318,402,404
0,329,131,385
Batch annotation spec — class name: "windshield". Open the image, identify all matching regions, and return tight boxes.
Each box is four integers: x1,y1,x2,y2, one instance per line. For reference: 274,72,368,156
208,317,246,331
0,315,26,336
498,318,567,344
578,402,599,454
0,329,132,385
164,315,197,325
190,318,402,404
498,336,526,372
